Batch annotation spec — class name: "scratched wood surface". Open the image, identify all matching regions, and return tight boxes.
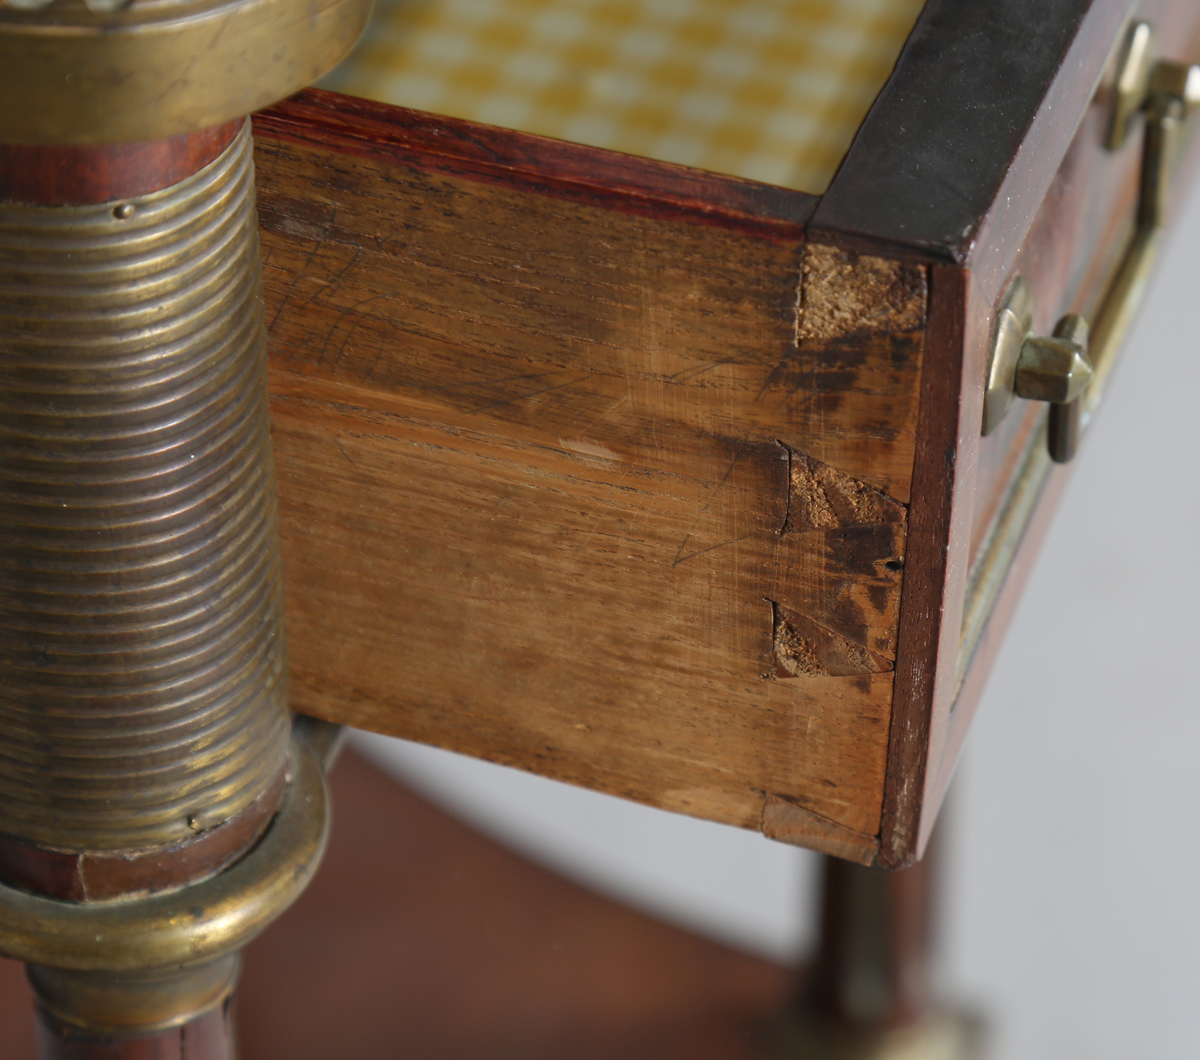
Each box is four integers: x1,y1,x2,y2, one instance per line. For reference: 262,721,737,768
253,94,927,859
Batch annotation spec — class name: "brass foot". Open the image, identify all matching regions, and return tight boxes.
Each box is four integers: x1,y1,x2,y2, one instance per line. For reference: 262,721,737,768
772,1008,985,1060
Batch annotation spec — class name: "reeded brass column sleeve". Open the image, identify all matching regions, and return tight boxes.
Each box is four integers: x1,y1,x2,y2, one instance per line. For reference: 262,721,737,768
0,5,368,1054
0,0,368,1049
0,124,290,852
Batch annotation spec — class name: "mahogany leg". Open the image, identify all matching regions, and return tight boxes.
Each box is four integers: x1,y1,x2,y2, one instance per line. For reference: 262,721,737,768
34,1005,234,1060
777,834,983,1058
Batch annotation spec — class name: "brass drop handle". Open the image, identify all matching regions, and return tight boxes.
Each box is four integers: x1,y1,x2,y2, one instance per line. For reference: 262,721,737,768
1014,315,1092,405
981,278,1094,462
1020,314,1092,463
982,22,1199,462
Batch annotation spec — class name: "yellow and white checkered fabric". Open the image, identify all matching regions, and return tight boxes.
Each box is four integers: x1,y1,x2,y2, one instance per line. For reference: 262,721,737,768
321,0,926,194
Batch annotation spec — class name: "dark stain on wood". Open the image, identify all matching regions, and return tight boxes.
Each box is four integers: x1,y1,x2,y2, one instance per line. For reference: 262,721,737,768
761,793,879,865
781,449,906,534
252,90,923,846
256,90,817,243
771,447,907,657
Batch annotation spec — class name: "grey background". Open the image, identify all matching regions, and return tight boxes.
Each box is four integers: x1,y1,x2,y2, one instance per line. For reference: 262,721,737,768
356,172,1200,1060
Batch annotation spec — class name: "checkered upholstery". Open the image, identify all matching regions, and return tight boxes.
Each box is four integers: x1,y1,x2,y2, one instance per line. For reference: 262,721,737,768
321,0,925,194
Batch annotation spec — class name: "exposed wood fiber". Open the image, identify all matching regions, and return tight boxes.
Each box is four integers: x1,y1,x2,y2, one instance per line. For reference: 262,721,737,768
797,243,926,343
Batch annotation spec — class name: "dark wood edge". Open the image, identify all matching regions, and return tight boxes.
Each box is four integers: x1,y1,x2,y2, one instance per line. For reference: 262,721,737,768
917,123,1200,830
0,769,286,903
965,0,1140,302
812,0,1100,265
253,89,816,242
877,263,968,869
0,121,242,206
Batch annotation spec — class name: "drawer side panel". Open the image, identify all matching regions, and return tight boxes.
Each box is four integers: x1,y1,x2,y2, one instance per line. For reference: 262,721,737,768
254,117,926,848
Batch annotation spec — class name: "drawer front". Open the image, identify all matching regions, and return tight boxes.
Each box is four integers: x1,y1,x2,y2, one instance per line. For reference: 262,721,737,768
876,0,1200,862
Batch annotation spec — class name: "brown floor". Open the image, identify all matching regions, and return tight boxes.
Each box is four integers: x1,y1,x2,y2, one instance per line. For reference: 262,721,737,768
0,752,793,1059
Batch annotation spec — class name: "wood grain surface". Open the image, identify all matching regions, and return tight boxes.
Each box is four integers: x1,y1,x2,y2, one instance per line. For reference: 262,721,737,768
256,90,816,236
253,96,927,849
877,265,968,869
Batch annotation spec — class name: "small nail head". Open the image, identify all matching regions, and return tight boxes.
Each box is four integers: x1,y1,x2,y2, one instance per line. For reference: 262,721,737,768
113,203,135,219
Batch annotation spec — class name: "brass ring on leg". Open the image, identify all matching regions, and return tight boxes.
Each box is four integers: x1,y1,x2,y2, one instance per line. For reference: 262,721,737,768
0,736,328,975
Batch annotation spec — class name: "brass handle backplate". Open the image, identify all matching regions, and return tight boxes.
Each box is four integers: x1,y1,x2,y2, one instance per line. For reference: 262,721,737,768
982,21,1199,462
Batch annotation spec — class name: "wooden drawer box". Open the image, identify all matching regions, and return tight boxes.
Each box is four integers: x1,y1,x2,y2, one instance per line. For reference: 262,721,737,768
252,0,1200,867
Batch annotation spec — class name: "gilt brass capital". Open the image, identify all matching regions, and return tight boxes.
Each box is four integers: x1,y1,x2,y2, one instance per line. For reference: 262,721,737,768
0,0,372,144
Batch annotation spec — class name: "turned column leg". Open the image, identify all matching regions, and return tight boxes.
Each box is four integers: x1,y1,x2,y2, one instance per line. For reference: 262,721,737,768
0,125,312,1057
806,849,936,1031
0,4,367,1052
34,999,234,1060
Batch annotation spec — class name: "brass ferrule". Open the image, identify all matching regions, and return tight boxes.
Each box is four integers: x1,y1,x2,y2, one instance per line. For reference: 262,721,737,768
28,957,241,1036
0,124,290,856
2,735,330,1032
0,739,328,971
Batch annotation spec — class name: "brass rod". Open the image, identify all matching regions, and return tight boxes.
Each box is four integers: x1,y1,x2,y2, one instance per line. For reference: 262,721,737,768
1085,95,1185,415
776,838,982,1058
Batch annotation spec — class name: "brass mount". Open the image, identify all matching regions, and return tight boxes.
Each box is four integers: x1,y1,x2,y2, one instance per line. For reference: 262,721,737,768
981,277,1093,463
0,735,329,1031
0,0,372,144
